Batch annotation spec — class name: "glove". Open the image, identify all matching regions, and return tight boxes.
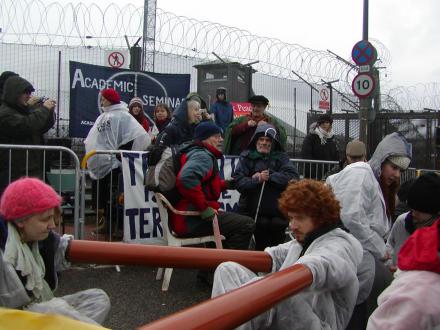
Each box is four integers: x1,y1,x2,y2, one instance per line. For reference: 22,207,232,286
201,207,216,221
224,179,236,190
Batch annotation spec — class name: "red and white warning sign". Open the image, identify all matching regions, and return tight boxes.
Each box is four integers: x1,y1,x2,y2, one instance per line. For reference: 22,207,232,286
318,86,330,110
104,50,129,69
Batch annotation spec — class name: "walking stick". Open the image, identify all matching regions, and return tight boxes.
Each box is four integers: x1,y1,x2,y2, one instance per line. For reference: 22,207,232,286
250,180,266,249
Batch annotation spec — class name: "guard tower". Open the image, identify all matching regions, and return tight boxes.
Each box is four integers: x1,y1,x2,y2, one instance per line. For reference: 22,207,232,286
193,61,255,109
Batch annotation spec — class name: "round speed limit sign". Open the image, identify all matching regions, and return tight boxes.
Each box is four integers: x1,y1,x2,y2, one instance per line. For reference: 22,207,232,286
352,73,375,98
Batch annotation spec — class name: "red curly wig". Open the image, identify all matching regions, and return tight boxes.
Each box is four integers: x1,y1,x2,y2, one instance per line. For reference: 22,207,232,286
279,179,341,226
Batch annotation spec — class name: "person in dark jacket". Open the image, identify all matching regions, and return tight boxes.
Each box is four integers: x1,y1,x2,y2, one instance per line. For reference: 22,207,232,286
154,97,202,147
233,124,300,250
223,95,287,155
0,71,19,106
211,87,233,131
0,76,56,195
172,121,254,250
301,113,339,180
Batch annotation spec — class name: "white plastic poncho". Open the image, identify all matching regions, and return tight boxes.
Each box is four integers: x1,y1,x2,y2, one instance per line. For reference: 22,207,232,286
0,228,110,325
212,228,363,330
84,103,151,179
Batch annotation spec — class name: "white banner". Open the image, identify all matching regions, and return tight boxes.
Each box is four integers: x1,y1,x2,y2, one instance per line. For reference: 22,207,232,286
121,151,241,244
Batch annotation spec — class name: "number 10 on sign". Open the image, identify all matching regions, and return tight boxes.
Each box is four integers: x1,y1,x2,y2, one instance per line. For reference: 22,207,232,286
352,73,375,99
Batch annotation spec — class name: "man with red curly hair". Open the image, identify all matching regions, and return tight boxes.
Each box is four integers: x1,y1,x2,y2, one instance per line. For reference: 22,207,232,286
212,179,363,330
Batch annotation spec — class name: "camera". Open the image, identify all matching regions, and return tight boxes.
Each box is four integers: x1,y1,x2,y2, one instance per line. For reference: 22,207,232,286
39,96,49,103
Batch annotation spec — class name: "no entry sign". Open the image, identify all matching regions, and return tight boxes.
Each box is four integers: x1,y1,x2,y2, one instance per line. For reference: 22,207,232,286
352,73,375,99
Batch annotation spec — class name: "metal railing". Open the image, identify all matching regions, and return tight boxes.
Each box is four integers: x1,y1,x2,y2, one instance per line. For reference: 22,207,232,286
0,144,82,238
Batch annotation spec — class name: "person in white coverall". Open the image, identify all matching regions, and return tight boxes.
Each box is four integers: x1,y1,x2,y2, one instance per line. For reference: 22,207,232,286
326,132,412,328
0,178,110,325
212,179,363,330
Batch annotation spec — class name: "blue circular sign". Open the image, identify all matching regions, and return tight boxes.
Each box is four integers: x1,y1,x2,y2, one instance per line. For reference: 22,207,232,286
351,40,377,66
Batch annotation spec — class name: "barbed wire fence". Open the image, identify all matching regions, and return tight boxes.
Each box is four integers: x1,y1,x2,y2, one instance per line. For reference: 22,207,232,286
1,0,439,146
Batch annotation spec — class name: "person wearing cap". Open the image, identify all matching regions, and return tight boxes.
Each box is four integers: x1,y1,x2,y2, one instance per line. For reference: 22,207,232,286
0,178,110,325
85,88,150,235
211,87,233,132
0,75,57,195
172,121,254,250
233,124,299,250
386,173,440,270
128,96,150,132
223,95,287,155
301,113,339,180
326,132,412,327
367,219,440,330
323,139,367,179
153,94,203,148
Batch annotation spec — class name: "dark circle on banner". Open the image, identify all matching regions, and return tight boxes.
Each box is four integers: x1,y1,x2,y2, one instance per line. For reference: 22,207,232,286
351,40,377,66
108,51,125,68
351,73,375,99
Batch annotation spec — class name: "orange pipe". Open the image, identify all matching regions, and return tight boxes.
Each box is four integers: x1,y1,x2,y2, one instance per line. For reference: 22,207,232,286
67,240,272,272
138,264,313,330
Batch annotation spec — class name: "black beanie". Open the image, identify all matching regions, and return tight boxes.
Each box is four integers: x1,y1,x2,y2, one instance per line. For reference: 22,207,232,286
194,121,223,141
407,173,440,214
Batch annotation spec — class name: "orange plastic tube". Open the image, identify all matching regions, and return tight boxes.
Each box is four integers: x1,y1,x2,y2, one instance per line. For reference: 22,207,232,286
67,240,272,272
138,264,313,330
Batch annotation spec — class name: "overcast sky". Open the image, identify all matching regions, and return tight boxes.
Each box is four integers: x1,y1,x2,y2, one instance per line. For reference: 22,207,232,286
54,0,439,88
154,0,439,87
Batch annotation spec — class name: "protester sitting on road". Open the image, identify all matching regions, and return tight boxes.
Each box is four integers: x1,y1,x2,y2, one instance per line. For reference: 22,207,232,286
301,113,339,180
223,95,287,155
172,121,254,249
0,178,110,325
367,219,440,330
85,88,150,235
233,124,299,250
0,75,57,195
326,132,412,328
386,172,440,270
212,179,363,330
324,139,366,179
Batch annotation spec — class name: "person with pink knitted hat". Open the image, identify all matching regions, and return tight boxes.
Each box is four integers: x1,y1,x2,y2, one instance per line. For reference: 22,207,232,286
0,177,110,325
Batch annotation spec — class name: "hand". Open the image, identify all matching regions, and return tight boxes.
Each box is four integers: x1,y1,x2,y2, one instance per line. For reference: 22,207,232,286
260,170,270,182
248,120,257,127
380,251,391,262
27,96,42,107
43,98,56,111
252,172,261,181
224,179,236,190
388,265,397,273
201,207,217,221
257,120,268,126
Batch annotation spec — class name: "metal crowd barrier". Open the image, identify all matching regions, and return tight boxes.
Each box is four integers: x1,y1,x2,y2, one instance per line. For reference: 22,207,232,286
290,158,339,180
81,149,127,242
0,144,82,238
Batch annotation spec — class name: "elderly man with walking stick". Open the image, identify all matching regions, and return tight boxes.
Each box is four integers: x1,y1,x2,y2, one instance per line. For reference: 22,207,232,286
233,124,299,250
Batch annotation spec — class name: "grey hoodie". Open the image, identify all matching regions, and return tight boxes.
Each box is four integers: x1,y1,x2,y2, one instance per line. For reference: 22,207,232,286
368,132,412,179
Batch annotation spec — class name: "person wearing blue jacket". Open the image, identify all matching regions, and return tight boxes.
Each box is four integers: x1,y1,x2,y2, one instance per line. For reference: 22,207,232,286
211,87,233,132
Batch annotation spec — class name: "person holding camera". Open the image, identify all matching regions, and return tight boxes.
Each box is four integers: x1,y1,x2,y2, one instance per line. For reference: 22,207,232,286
0,75,56,195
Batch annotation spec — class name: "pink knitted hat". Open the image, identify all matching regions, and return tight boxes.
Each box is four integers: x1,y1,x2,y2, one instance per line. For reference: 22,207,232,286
0,178,62,221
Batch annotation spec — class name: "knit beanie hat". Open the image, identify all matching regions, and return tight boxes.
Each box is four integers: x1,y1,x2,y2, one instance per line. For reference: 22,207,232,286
0,178,62,221
194,122,223,141
387,155,411,170
129,97,143,110
249,95,269,106
101,88,121,105
407,173,440,214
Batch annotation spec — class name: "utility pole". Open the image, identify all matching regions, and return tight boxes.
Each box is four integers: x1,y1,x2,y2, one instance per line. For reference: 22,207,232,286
359,0,370,145
142,0,157,72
